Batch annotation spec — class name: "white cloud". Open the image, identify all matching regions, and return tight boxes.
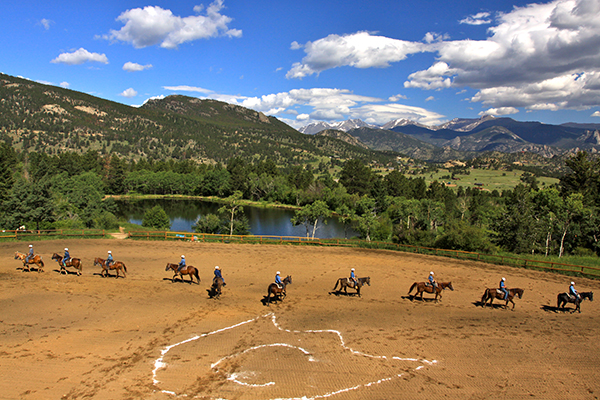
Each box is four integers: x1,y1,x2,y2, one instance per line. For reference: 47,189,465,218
288,0,600,112
123,62,152,72
425,96,435,102
40,18,52,30
286,31,425,79
479,107,519,116
60,82,69,88
119,88,138,98
163,85,213,94
51,48,109,65
290,41,302,50
592,111,600,117
389,94,407,101
105,0,241,49
459,12,492,25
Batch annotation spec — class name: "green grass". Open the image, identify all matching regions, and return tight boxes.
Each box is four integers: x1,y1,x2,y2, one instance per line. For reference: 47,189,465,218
410,168,559,192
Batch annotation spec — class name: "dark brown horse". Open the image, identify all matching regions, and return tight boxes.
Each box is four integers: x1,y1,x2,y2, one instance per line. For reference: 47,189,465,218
14,251,45,272
408,281,454,302
331,276,371,297
267,275,292,305
165,263,200,284
481,287,524,310
51,253,82,276
208,277,224,299
557,291,593,313
94,257,127,278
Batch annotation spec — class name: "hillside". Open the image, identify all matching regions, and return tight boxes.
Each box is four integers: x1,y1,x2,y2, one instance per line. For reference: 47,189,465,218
0,73,396,167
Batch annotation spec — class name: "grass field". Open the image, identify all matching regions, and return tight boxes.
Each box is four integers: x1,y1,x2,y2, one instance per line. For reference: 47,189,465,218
410,168,559,192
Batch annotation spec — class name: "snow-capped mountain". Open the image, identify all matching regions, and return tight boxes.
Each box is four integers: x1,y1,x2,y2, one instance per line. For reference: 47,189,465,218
298,119,379,134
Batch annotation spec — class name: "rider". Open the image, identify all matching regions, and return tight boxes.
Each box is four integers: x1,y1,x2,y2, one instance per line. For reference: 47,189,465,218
569,281,580,301
63,247,70,267
177,255,186,273
214,266,226,286
25,244,34,263
350,268,358,288
275,271,283,289
428,271,437,291
106,251,114,268
499,277,508,300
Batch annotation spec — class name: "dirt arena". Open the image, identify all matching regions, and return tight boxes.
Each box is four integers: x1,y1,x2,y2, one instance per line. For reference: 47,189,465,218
1,239,599,400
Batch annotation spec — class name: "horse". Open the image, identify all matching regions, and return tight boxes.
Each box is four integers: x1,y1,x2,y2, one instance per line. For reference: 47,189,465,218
331,276,371,297
94,257,127,278
481,287,524,310
14,251,45,273
208,277,224,299
51,253,82,276
266,275,292,305
557,291,593,313
407,281,454,302
165,263,200,284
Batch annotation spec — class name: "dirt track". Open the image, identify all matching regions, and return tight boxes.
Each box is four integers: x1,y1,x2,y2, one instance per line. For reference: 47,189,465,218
1,239,599,400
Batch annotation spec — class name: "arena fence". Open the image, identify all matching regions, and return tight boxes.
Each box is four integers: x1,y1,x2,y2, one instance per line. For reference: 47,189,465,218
126,230,600,279
0,229,107,240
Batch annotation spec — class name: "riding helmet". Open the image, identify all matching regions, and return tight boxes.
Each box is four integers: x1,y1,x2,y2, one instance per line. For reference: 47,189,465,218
215,266,220,270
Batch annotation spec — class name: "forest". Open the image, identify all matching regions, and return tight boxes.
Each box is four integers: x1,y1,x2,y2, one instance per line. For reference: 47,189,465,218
0,143,599,258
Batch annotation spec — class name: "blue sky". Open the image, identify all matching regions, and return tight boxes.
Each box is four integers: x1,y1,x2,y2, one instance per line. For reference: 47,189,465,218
2,0,600,129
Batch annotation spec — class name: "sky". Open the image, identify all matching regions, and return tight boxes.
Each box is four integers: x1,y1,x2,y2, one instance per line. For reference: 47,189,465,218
2,0,600,129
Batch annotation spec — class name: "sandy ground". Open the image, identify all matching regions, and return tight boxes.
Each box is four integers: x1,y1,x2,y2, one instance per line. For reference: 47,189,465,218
1,239,599,400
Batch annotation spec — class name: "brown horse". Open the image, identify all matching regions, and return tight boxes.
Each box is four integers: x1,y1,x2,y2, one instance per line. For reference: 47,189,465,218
51,253,82,276
557,291,593,313
266,275,292,305
14,251,45,272
208,277,224,299
94,257,127,278
481,287,524,310
331,276,371,297
165,263,200,284
408,281,454,302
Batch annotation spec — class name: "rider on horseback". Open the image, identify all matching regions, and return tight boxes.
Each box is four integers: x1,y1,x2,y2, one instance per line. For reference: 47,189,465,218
177,255,186,273
275,271,283,289
25,244,34,263
63,248,70,267
106,251,114,268
569,281,580,301
500,277,508,300
214,266,226,286
428,271,437,291
350,268,358,288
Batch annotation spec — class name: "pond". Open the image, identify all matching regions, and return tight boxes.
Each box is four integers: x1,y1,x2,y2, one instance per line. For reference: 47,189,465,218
116,199,357,239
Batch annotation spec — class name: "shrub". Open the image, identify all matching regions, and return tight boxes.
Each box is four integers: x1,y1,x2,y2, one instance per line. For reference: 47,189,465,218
142,205,171,230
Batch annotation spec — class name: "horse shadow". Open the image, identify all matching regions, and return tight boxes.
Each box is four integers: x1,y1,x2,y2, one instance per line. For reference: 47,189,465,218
404,294,438,302
162,277,196,285
328,290,360,297
472,301,507,309
54,268,78,276
542,305,576,313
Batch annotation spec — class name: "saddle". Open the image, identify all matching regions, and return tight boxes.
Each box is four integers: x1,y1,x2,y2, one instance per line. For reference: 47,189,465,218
496,289,504,295
275,283,283,289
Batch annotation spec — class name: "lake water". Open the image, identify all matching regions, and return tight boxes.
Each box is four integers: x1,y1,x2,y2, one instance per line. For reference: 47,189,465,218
116,199,357,239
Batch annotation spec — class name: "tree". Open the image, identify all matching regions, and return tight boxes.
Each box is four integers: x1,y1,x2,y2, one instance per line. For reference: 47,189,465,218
335,204,356,239
339,159,373,196
3,180,56,230
561,151,600,207
218,191,245,236
354,196,377,241
193,213,222,234
291,200,331,239
142,205,171,230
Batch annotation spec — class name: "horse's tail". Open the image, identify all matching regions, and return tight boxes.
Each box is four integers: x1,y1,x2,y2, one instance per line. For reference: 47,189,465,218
408,282,417,294
194,268,200,283
481,289,489,304
333,279,341,291
122,263,127,273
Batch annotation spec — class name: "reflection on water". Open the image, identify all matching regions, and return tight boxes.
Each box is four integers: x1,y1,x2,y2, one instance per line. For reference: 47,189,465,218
116,199,357,239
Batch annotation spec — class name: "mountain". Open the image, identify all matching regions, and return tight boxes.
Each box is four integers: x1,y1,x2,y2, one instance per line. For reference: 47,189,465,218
0,73,397,166
299,119,379,134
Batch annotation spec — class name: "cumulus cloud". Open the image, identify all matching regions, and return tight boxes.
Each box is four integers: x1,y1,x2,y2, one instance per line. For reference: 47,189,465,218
459,12,492,25
592,111,600,117
479,107,519,116
105,0,241,49
51,48,109,65
119,88,138,98
288,0,600,112
286,31,425,79
123,62,152,72
60,82,69,88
